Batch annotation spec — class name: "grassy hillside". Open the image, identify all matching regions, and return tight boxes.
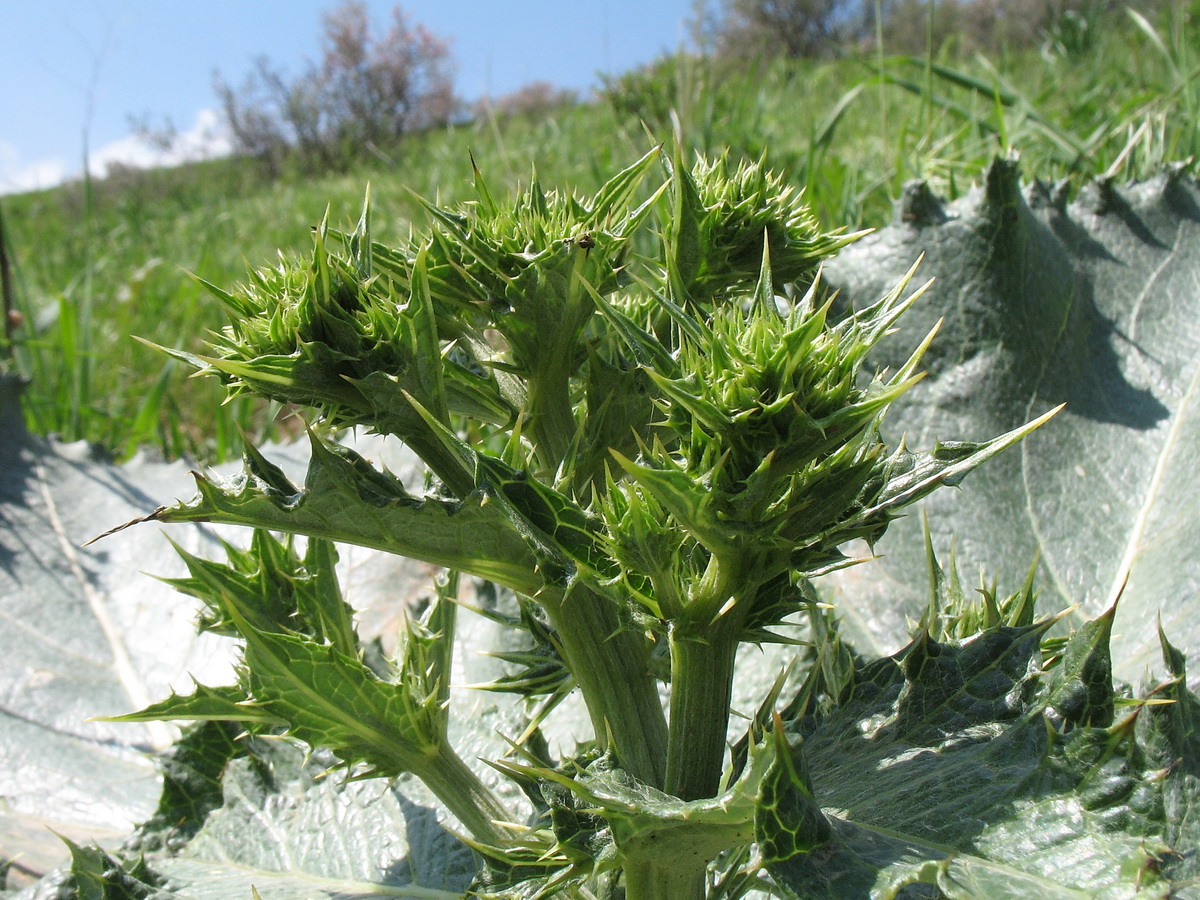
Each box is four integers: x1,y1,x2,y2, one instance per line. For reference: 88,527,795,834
2,4,1196,462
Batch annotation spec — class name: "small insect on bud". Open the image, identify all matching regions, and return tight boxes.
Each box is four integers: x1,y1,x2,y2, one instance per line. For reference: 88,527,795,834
577,233,595,252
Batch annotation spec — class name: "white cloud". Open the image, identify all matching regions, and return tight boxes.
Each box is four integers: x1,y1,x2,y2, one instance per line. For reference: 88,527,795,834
0,109,232,196
0,141,68,195
88,108,233,176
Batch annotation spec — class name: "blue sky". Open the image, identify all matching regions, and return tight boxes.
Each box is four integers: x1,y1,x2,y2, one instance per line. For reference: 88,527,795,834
1,0,695,194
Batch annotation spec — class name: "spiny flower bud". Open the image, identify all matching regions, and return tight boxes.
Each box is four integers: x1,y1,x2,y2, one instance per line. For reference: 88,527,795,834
602,244,937,630
663,148,864,308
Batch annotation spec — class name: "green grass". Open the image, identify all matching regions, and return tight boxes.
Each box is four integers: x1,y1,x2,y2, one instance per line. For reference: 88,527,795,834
2,3,1196,463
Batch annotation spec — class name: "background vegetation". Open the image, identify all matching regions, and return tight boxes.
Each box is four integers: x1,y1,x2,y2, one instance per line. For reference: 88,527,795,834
1,0,1196,462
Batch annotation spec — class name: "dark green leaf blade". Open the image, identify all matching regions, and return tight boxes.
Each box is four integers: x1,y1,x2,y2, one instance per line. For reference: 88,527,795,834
0,378,238,886
763,595,1191,899
824,162,1200,686
154,741,478,900
126,721,247,856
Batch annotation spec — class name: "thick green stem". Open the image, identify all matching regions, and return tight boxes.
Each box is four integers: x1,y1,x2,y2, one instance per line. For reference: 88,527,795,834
623,857,707,900
665,620,740,801
402,428,477,500
541,583,669,788
527,262,594,472
414,741,513,848
526,363,576,472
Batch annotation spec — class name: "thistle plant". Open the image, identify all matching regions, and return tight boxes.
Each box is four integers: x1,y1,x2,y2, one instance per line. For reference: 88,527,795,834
111,145,1057,900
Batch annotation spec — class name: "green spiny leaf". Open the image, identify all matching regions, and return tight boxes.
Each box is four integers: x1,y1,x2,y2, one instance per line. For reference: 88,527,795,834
1040,603,1117,731
754,717,831,865
60,838,166,899
228,604,446,775
101,682,280,726
133,433,551,597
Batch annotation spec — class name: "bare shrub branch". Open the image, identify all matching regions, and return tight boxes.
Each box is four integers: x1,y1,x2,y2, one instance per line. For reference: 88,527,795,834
214,1,457,175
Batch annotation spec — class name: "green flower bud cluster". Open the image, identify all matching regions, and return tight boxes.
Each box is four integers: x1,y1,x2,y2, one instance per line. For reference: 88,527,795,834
179,220,512,442
602,255,935,634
